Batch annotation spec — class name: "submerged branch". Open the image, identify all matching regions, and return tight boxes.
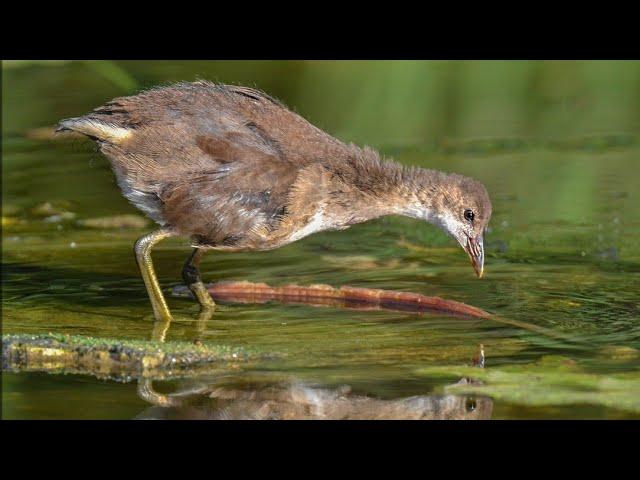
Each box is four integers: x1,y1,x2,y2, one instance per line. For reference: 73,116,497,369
174,281,579,343
175,280,492,318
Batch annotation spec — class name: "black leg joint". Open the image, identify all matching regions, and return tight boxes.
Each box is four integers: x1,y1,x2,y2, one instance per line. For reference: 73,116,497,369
182,263,200,286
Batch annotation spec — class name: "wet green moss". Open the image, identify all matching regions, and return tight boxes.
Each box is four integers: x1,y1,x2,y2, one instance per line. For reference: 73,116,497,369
416,356,640,414
2,334,277,381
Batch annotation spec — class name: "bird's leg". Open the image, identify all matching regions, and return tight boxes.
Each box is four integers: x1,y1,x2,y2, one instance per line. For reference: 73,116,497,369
192,307,215,343
134,228,176,323
151,317,171,343
182,247,216,310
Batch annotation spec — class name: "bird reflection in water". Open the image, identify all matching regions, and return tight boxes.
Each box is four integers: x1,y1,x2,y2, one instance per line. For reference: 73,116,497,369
139,307,491,420
136,376,492,420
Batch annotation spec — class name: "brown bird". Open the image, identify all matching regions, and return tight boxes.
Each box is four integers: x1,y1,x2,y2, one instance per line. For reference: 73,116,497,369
57,81,492,323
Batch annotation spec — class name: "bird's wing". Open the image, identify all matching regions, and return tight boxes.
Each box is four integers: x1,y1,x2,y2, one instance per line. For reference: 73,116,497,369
57,82,356,245
158,123,299,245
58,81,357,180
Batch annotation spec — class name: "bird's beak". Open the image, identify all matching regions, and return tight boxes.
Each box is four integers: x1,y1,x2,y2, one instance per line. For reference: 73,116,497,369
463,235,485,278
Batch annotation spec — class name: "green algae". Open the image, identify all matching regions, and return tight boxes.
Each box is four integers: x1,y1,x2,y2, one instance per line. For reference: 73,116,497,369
416,356,640,414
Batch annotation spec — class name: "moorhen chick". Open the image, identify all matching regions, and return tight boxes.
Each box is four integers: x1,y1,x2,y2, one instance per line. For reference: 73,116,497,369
58,81,492,322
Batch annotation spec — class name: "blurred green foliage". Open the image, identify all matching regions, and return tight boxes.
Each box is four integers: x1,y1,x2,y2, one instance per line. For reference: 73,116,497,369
3,60,639,145
3,60,639,279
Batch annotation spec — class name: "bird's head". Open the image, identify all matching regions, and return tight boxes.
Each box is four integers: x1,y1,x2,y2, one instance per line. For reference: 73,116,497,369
412,172,492,277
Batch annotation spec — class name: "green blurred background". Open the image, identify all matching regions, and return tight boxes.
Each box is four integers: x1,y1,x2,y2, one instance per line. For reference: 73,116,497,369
4,60,640,145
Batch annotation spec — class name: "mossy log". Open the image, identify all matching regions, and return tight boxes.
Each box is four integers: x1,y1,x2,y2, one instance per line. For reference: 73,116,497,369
2,334,271,381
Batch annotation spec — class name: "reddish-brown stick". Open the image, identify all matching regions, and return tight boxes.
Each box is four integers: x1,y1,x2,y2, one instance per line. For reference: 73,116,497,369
174,281,577,342
198,281,492,319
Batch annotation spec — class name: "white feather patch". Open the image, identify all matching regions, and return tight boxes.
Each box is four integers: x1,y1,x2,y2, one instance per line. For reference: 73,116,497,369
288,206,328,242
67,119,132,143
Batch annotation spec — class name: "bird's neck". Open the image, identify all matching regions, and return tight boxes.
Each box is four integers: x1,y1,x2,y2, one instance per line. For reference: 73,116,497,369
324,149,448,225
340,150,450,222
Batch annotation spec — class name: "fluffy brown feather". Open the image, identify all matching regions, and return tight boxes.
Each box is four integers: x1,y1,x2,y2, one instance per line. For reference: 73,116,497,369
58,82,491,251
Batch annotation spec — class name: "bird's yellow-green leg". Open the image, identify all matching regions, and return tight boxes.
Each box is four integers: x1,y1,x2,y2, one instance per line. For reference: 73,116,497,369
182,247,216,310
134,228,176,324
151,317,171,343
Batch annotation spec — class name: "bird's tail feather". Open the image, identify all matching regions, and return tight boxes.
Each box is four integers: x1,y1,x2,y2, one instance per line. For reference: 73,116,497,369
56,117,132,143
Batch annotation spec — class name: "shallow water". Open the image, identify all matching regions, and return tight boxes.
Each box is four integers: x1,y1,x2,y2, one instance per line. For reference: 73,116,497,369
2,61,640,419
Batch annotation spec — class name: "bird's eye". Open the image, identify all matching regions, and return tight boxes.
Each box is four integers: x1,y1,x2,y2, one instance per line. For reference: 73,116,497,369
464,209,475,222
